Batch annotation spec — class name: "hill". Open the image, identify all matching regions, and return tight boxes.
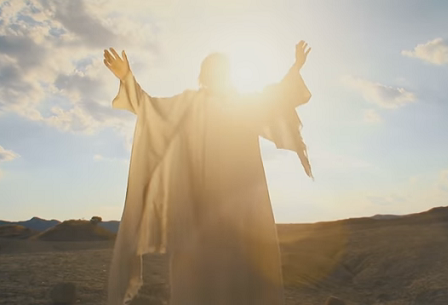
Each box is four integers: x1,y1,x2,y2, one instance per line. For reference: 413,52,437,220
0,217,120,234
0,225,37,239
276,205,448,304
0,217,60,232
98,221,120,233
370,214,401,220
32,220,116,241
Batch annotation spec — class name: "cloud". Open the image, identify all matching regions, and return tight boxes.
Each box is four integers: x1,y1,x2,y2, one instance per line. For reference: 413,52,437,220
0,0,158,136
363,109,382,124
0,145,19,180
438,169,448,192
0,35,47,68
0,145,19,162
327,171,448,220
311,151,374,171
44,0,116,47
93,154,104,161
366,194,406,206
402,38,448,65
359,170,448,215
342,75,416,109
93,154,127,163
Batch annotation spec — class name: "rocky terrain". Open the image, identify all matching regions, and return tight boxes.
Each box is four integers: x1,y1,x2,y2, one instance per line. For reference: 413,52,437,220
0,206,447,304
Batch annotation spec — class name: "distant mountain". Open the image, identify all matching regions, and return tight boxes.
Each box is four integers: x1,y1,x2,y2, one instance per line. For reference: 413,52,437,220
0,217,60,232
2,206,448,236
371,214,401,220
0,217,120,233
98,221,120,234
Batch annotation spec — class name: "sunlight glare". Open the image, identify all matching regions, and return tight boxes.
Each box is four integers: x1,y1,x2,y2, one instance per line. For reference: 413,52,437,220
231,61,261,93
228,40,285,94
198,17,293,94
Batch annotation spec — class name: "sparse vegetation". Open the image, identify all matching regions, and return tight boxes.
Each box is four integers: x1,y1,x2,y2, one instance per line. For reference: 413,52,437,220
90,216,102,225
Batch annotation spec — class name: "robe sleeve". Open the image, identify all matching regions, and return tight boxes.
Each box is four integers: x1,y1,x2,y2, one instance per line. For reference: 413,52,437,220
238,65,311,128
112,71,182,120
112,71,195,160
239,66,314,178
112,72,143,114
108,72,195,305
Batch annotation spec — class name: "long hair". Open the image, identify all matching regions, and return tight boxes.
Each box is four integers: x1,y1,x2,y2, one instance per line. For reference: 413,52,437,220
198,52,230,89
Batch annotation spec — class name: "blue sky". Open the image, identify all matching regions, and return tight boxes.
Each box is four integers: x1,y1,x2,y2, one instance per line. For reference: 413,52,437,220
0,0,447,223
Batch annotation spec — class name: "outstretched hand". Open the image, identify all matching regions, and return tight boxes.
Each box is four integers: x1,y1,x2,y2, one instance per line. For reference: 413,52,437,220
104,48,130,81
295,41,311,70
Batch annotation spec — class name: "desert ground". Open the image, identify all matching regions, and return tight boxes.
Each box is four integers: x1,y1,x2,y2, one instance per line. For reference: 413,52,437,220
1,207,448,305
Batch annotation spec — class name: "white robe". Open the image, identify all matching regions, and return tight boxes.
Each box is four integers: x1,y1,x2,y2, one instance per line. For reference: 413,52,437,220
107,65,312,305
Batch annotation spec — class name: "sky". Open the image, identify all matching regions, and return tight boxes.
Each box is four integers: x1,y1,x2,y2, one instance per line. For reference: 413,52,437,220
0,0,447,223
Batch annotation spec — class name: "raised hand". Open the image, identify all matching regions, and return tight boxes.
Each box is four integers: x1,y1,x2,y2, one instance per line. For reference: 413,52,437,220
295,41,311,70
104,48,130,81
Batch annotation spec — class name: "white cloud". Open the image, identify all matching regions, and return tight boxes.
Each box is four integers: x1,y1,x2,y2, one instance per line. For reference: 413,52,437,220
363,109,382,124
310,151,374,171
93,154,104,161
330,170,448,220
0,0,282,140
93,154,127,163
438,169,448,192
0,145,19,162
366,193,406,206
0,145,19,180
402,38,448,65
342,75,416,109
0,0,158,136
45,106,100,134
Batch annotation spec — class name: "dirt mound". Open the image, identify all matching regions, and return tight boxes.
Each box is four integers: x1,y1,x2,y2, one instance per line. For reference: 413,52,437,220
277,205,448,304
33,220,116,242
0,225,37,239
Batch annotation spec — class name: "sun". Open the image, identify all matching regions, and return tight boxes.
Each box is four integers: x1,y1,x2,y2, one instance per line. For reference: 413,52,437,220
230,59,264,93
200,17,293,94
227,41,286,94
229,50,277,94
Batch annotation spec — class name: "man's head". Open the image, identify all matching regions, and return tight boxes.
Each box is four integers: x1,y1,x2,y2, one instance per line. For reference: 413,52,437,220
198,52,232,92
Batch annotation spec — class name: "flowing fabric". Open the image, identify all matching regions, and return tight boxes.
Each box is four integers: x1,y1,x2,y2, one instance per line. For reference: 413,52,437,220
107,66,312,305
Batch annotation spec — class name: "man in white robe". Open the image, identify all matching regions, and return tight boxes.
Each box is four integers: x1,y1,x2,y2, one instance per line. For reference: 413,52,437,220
104,41,312,305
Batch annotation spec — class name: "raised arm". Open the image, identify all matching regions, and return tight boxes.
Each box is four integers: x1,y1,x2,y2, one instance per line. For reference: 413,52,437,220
238,41,312,129
104,47,189,120
264,40,311,110
104,47,130,81
258,42,314,178
104,48,145,114
295,40,311,73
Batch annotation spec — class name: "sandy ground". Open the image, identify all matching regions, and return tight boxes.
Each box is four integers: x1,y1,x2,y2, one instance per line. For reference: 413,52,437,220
0,239,343,305
2,210,448,305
